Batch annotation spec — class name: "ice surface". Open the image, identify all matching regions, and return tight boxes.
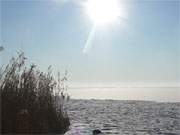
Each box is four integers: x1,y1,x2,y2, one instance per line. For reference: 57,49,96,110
65,100,180,135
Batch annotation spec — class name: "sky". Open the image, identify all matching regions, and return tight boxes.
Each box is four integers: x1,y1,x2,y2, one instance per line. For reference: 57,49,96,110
1,0,180,83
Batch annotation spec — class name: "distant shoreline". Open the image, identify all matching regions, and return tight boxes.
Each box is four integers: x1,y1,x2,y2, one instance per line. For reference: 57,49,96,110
68,99,180,104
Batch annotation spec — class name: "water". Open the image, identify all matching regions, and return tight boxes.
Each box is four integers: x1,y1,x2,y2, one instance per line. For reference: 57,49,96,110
65,100,180,135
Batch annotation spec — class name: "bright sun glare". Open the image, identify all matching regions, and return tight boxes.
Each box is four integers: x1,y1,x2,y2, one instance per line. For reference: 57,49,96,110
85,0,121,25
83,0,126,53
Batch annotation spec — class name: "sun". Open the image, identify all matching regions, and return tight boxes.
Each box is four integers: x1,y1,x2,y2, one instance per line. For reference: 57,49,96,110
83,0,127,53
85,0,122,25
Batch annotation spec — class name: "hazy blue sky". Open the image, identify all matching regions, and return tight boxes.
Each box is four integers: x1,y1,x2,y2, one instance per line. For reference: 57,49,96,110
1,0,179,82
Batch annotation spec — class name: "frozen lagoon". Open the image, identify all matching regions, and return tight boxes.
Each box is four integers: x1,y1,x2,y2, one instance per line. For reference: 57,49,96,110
65,99,180,135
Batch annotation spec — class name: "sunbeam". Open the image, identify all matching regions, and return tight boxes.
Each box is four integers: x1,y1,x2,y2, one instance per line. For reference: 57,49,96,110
83,25,96,54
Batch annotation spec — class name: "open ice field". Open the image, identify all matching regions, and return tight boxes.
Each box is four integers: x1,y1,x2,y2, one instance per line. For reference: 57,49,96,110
65,100,180,135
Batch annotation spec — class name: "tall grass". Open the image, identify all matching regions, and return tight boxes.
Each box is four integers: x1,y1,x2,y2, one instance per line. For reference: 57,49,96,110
0,52,70,134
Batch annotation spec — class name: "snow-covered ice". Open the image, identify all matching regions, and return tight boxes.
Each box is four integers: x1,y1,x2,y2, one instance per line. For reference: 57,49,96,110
65,100,180,135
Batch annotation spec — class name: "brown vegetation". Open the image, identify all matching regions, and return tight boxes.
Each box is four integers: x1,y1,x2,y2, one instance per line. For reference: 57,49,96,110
0,52,70,134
